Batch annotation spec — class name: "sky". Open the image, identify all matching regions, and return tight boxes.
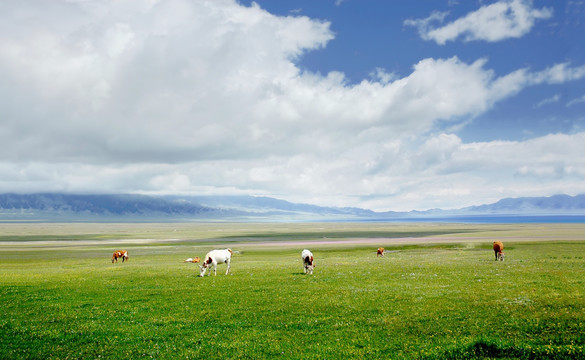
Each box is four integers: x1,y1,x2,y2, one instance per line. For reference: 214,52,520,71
1,0,585,211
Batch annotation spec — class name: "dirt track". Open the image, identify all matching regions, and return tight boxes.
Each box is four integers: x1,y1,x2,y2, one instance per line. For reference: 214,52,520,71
3,235,582,248
235,235,585,248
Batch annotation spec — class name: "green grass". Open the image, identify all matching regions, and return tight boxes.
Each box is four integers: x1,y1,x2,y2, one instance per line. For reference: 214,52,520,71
1,223,585,359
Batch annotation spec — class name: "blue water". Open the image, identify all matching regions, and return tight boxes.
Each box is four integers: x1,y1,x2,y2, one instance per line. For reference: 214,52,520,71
359,215,585,224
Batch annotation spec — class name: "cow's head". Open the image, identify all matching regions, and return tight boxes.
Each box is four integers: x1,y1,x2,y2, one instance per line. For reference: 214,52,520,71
199,263,208,277
498,252,505,261
199,258,212,277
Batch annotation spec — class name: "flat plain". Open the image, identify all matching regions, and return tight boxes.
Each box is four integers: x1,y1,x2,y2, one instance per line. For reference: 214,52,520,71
1,222,584,359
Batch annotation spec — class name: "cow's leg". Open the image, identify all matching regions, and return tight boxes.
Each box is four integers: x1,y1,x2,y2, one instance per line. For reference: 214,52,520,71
225,259,231,275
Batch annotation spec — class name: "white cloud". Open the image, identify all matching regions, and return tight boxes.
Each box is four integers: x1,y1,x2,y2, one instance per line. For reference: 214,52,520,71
369,67,396,84
535,94,561,108
0,0,584,211
530,62,585,84
5,130,585,211
406,0,553,44
404,11,449,39
567,94,585,107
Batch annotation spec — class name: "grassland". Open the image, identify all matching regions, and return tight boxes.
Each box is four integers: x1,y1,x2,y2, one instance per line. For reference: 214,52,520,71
1,222,584,359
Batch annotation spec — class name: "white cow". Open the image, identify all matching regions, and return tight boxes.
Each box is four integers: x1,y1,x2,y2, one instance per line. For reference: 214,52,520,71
302,249,314,275
199,249,233,277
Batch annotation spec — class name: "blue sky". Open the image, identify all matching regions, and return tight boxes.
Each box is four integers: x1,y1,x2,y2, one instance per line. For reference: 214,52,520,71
249,0,585,142
1,0,585,211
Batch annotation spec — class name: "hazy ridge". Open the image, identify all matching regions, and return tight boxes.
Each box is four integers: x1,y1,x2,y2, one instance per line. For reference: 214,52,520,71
0,193,584,222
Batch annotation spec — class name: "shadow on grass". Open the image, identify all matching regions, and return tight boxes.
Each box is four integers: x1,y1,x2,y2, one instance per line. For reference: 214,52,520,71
422,339,583,360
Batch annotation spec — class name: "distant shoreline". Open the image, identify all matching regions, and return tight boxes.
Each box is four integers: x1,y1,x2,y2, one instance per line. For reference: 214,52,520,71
347,215,585,224
1,214,585,224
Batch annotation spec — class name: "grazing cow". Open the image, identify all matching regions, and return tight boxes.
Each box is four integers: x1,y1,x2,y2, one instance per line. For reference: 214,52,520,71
199,249,232,277
112,250,128,263
377,247,385,257
184,257,201,263
302,249,314,275
493,241,505,261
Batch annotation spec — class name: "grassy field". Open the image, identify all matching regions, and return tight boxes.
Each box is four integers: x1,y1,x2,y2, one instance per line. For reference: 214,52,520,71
1,222,584,359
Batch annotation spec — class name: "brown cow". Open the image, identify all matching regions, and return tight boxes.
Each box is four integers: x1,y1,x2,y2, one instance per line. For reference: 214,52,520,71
493,241,504,261
184,257,201,263
112,250,128,263
377,247,385,257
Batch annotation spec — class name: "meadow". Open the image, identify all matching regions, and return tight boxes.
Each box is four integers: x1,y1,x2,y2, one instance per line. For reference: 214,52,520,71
1,222,584,359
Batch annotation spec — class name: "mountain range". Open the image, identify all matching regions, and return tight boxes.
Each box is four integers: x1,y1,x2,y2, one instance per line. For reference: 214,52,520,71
0,193,584,222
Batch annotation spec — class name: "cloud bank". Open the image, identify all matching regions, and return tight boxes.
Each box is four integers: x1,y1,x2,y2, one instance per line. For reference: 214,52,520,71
1,0,584,211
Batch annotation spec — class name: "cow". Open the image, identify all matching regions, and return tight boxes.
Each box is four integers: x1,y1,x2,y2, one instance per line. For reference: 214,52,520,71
302,249,314,275
199,249,232,277
377,247,385,257
493,241,505,261
184,257,201,263
112,250,128,263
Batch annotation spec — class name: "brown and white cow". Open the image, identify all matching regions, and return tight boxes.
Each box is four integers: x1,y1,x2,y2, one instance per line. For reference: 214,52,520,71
377,247,385,257
302,249,314,275
112,250,128,263
199,249,232,276
184,257,201,263
493,241,505,261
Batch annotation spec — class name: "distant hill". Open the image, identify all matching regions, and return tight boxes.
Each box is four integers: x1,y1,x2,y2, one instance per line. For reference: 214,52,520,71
462,194,585,214
162,195,381,218
0,193,223,221
0,193,584,222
